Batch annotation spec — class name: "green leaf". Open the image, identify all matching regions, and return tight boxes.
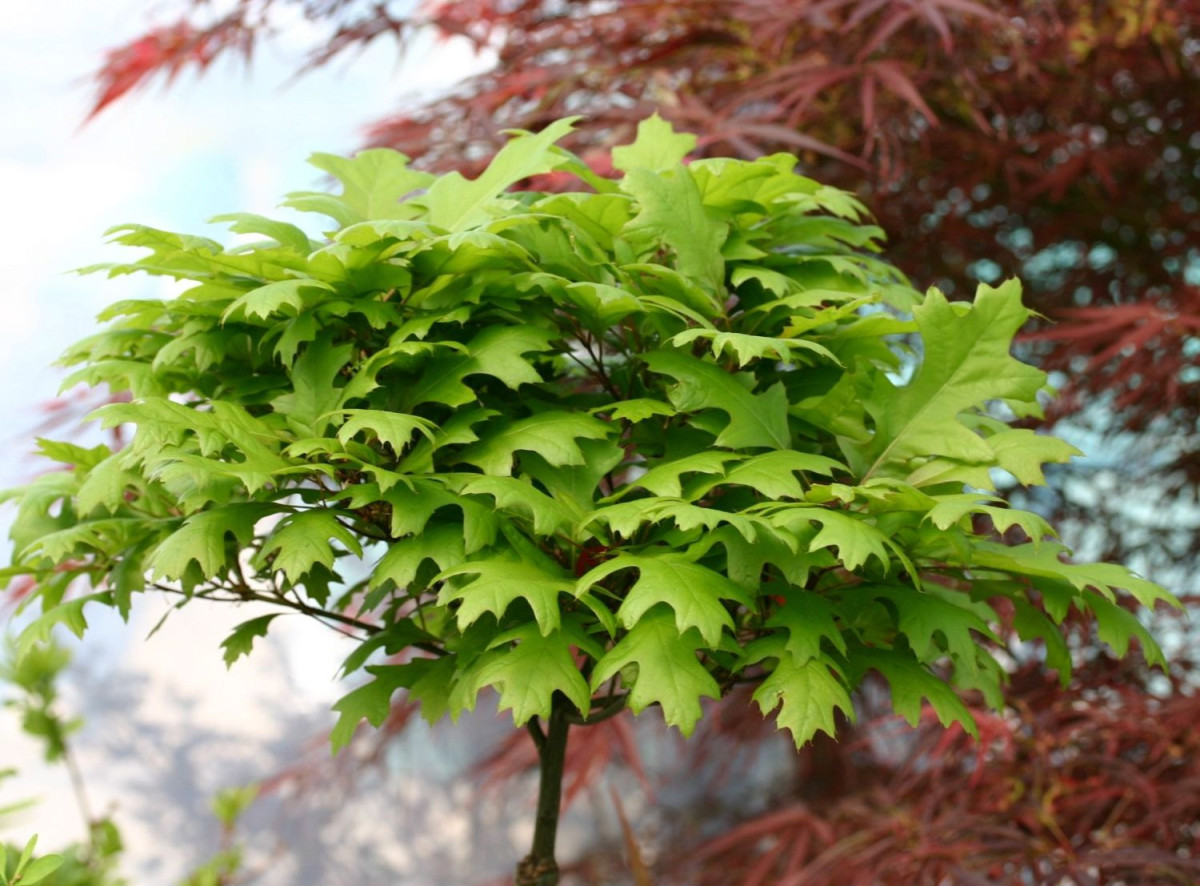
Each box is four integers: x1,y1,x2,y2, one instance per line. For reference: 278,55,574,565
926,496,1055,546
700,524,831,591
970,541,1179,611
597,398,676,423
621,166,727,294
857,281,1047,479
330,664,417,753
611,113,697,172
425,118,578,230
587,497,765,544
627,264,722,321
520,437,625,513
369,480,498,553
1011,599,1072,685
333,409,438,455
368,524,466,594
14,854,64,886
749,641,854,747
452,475,577,537
643,350,791,450
256,510,364,585
111,538,152,619
33,438,109,469
578,552,754,646
396,407,498,474
589,608,720,736
871,585,999,676
532,192,631,247
403,651,493,725
290,149,435,225
222,279,334,322
764,591,847,664
671,328,840,367
475,624,593,724
149,504,277,581
211,784,259,827
437,556,574,634
27,518,147,561
401,325,557,410
336,219,441,250
17,594,110,660
732,265,804,297
272,334,353,435
983,428,1082,486
209,212,313,253
96,223,292,283
1085,594,1167,669
766,508,890,572
856,646,978,737
458,412,612,476
559,281,645,328
339,620,436,677
716,450,846,499
75,452,133,515
625,451,737,498
907,429,1082,490
15,835,36,873
220,614,281,668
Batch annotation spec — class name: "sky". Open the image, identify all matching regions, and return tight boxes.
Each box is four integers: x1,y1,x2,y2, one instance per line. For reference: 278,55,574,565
0,2,499,880
0,0,470,457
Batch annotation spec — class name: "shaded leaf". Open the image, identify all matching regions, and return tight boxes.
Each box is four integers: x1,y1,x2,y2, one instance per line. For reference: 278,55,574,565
589,608,720,737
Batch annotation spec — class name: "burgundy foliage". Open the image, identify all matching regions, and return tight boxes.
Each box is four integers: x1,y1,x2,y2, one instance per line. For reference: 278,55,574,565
672,631,1200,885
85,2,1200,882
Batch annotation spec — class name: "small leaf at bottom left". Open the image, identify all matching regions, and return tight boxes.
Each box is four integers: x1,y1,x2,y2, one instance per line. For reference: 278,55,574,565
16,854,65,886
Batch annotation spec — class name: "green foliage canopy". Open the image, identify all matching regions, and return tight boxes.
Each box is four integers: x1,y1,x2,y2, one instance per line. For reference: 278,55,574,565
1,116,1175,752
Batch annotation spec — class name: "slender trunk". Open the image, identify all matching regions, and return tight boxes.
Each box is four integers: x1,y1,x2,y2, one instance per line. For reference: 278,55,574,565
61,744,95,851
515,697,571,886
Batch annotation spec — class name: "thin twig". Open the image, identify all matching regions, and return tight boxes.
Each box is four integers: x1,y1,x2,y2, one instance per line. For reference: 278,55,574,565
566,693,628,726
149,581,450,657
527,716,548,752
61,744,96,852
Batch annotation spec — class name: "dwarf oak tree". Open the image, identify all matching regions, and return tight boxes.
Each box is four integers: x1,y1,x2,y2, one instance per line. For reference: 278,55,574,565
1,116,1175,883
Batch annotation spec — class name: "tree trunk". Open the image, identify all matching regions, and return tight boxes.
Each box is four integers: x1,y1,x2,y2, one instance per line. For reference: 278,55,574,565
515,698,570,885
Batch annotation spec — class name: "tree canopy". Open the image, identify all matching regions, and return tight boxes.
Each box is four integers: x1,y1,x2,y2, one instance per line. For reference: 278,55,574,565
90,1,1200,572
2,116,1176,881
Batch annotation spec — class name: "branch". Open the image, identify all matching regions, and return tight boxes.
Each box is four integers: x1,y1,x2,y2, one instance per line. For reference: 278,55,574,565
566,693,628,726
527,716,547,752
151,581,451,657
60,739,96,858
331,513,392,543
